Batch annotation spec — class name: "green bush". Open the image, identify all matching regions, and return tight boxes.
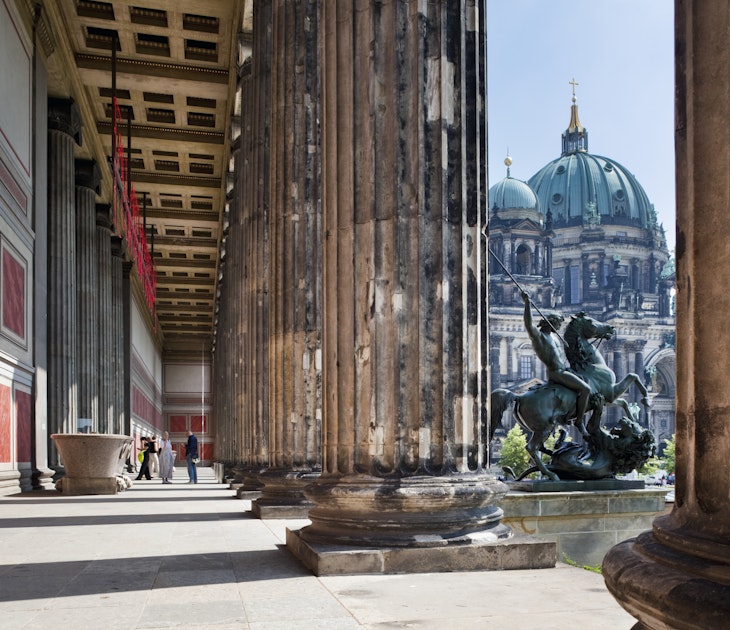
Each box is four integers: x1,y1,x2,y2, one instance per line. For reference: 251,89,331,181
497,424,560,478
498,424,530,475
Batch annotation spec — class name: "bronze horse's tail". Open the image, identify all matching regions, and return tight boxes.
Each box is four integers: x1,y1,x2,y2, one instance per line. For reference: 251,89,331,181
489,389,516,442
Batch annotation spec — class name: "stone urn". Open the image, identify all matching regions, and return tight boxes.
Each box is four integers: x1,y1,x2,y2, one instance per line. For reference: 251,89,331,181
51,433,133,495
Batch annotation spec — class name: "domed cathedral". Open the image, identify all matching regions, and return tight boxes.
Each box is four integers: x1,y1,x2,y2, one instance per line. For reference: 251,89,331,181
488,87,677,455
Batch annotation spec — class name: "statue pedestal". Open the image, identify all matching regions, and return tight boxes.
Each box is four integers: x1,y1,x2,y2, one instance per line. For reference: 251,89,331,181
51,434,133,495
500,488,669,567
508,479,646,492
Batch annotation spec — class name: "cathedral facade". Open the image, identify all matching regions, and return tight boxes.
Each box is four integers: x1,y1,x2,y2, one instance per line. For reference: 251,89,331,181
488,94,676,455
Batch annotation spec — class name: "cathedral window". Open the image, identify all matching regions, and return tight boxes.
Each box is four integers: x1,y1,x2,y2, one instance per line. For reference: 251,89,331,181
519,355,533,380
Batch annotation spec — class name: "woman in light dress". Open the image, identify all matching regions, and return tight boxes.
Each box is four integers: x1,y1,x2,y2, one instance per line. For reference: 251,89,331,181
158,431,175,484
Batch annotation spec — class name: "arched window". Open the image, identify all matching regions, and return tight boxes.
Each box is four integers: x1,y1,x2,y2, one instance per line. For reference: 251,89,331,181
515,243,532,275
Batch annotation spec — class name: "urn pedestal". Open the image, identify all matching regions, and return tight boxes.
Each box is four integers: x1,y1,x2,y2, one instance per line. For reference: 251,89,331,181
51,434,133,495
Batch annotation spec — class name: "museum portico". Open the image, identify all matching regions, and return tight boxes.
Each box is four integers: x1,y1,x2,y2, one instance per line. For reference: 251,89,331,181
0,1,728,627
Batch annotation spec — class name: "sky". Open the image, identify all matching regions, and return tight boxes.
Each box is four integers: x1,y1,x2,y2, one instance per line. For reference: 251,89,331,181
486,0,675,250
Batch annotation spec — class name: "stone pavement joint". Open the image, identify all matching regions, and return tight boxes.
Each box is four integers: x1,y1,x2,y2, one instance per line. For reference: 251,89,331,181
0,468,635,629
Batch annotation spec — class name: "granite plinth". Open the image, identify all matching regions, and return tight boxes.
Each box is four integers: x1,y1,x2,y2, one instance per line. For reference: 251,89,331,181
251,469,318,519
286,526,556,576
251,502,312,519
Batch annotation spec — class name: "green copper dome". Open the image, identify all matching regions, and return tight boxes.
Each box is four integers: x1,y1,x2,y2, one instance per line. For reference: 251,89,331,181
527,96,657,230
489,175,539,212
489,156,539,212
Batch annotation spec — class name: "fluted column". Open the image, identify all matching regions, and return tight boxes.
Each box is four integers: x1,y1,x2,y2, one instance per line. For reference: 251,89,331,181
506,336,515,381
603,1,730,626
632,339,646,413
47,98,81,469
489,335,501,392
291,1,510,554
110,237,125,435
235,2,272,493
253,0,321,518
75,160,101,432
96,206,114,433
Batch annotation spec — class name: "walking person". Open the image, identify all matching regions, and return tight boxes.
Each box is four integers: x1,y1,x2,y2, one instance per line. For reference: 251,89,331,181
135,437,152,481
158,431,175,484
186,430,199,484
148,436,159,477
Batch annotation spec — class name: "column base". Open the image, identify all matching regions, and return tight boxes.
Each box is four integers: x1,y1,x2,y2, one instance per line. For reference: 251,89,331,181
286,526,555,576
0,469,21,496
603,515,730,629
31,466,56,491
237,488,263,500
301,473,511,547
251,469,317,519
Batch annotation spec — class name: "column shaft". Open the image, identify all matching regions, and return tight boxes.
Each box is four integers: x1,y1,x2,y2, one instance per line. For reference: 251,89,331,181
75,160,100,431
254,0,321,517
236,0,272,482
47,98,81,468
603,1,730,627
110,237,125,435
96,206,114,433
298,0,506,546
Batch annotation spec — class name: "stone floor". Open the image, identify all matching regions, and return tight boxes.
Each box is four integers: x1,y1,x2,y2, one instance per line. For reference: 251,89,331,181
0,468,636,629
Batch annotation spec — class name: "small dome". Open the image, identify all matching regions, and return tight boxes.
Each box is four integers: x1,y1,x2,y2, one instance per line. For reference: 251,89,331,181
489,176,539,212
528,153,655,228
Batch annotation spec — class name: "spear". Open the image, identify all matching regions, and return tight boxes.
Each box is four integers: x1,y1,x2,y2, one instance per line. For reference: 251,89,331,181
488,247,568,345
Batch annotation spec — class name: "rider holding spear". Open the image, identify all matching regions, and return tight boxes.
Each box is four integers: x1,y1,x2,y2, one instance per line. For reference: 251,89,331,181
520,290,592,435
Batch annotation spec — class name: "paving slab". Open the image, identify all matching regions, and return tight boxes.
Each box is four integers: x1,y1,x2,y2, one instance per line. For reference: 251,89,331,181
0,468,636,629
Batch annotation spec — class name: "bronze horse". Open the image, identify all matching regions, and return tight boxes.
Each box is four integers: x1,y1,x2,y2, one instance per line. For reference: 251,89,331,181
490,312,650,481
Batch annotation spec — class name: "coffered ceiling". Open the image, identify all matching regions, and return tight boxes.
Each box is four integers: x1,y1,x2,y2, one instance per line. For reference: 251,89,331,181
42,0,254,356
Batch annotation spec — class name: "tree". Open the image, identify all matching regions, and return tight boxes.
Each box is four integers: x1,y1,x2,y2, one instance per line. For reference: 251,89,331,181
497,424,562,478
662,434,676,473
497,424,530,476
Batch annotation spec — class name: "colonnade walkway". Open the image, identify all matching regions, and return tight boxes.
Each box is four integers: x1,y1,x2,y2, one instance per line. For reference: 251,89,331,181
0,468,635,629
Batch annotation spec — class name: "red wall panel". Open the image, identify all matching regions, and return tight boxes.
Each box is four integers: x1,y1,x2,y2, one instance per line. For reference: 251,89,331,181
15,389,31,462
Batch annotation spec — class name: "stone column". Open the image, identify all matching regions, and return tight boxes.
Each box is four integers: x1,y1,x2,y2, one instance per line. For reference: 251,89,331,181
75,159,101,432
632,340,646,413
489,335,501,392
603,2,730,626
235,2,272,495
121,259,132,436
506,336,515,381
253,0,321,519
110,237,125,435
47,98,81,469
286,2,546,575
96,205,114,433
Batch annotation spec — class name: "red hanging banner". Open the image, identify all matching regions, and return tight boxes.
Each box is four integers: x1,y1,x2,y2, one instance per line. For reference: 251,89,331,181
111,97,157,320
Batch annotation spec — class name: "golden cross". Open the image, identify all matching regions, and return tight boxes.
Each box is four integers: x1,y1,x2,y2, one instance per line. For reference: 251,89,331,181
569,77,579,101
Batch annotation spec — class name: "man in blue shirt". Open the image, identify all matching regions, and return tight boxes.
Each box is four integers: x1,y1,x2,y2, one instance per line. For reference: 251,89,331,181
186,430,199,484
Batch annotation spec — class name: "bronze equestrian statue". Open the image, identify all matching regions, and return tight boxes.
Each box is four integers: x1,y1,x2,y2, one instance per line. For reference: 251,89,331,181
490,294,653,481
